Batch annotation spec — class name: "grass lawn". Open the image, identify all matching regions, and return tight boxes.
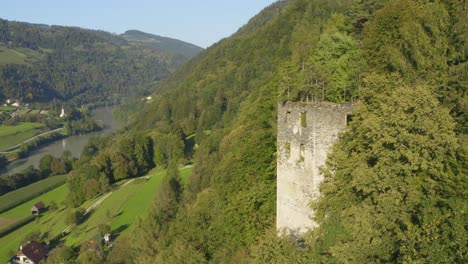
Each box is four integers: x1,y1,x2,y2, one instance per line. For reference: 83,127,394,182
0,175,67,215
0,122,45,150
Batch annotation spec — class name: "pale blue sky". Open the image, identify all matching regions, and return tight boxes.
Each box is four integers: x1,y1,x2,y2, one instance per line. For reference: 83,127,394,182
0,0,276,48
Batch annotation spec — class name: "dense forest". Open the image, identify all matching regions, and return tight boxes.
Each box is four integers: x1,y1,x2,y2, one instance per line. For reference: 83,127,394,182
0,20,202,105
56,0,466,262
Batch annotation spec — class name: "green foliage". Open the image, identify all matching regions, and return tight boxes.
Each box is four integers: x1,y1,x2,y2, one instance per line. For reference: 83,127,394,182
39,154,68,177
149,132,184,167
44,245,76,264
106,234,132,264
364,0,449,85
97,223,111,235
278,11,363,103
68,0,466,262
65,208,85,225
131,0,355,262
66,133,154,206
49,200,58,212
312,78,466,263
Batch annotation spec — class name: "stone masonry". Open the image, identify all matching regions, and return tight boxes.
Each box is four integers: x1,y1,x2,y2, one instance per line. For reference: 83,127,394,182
277,101,354,235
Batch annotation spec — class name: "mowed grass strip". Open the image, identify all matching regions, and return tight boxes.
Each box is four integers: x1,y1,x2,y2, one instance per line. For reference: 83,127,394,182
0,217,20,230
0,122,45,150
0,175,67,215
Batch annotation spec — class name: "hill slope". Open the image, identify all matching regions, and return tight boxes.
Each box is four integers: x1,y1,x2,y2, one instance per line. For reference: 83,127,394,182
0,19,202,105
62,0,466,262
121,30,202,58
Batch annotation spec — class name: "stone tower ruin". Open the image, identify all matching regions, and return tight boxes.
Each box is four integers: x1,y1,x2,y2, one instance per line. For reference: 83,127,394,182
277,102,354,235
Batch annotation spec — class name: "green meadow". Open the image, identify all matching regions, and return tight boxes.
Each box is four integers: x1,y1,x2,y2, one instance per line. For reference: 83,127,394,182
0,185,68,262
0,175,67,215
0,167,192,263
0,46,45,66
0,122,45,150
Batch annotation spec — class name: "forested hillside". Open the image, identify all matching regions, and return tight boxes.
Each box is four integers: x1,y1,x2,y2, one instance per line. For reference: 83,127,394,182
121,30,202,58
0,19,202,105
62,0,466,262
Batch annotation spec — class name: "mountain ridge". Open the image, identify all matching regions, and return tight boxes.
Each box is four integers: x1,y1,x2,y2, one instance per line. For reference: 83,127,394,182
0,18,202,105
121,29,203,58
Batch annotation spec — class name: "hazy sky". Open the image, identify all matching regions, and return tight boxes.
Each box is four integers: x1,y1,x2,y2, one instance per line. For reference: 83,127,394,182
0,0,276,48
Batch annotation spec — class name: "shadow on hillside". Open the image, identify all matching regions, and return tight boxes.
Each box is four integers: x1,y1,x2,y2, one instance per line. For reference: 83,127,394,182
112,224,129,240
79,209,94,224
114,211,123,217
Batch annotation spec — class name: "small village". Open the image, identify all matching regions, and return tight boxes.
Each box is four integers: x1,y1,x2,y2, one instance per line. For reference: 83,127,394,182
1,99,56,122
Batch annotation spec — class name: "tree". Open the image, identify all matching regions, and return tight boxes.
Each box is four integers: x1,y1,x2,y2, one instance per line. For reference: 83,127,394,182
312,77,466,263
98,223,111,235
107,234,132,264
44,245,76,264
65,208,86,225
50,158,67,175
49,201,58,212
310,13,364,102
155,161,183,222
364,0,449,85
39,154,53,177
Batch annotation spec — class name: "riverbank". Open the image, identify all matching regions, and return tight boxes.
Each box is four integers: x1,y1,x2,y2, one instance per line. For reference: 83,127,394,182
0,127,64,154
2,106,122,175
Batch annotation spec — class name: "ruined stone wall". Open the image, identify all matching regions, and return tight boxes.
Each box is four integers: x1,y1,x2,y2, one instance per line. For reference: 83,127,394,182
277,102,354,235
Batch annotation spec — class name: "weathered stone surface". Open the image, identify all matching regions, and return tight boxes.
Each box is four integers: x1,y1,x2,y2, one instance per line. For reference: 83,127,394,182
277,102,354,235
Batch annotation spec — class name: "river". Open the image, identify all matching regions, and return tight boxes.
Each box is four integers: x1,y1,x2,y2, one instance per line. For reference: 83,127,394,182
2,106,123,175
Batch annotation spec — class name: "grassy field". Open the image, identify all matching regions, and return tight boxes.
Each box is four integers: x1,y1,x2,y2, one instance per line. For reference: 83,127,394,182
0,175,67,215
0,46,45,66
0,167,192,262
65,167,192,246
0,122,45,150
0,185,68,262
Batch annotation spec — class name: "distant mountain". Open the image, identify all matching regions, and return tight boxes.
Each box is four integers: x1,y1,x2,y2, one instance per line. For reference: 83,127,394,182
0,19,202,105
121,30,203,58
